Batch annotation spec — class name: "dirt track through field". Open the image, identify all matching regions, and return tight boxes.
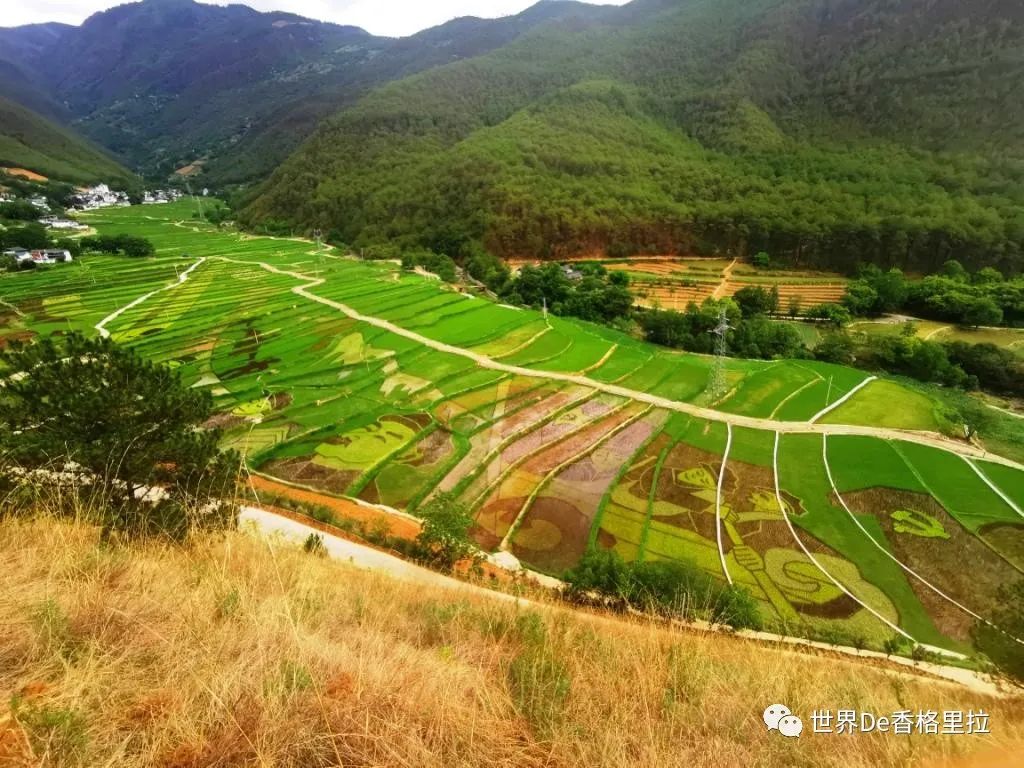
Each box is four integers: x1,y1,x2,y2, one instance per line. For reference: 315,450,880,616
224,257,1024,471
711,258,738,299
104,253,1024,475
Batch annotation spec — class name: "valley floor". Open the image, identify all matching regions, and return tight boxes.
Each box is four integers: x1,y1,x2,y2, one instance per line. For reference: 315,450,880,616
2,201,1023,659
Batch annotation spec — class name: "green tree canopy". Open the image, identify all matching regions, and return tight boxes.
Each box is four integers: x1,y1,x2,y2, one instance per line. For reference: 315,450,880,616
0,333,240,539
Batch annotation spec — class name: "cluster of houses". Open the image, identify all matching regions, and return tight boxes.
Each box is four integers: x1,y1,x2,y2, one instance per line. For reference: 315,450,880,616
3,247,73,266
68,184,131,211
143,189,184,205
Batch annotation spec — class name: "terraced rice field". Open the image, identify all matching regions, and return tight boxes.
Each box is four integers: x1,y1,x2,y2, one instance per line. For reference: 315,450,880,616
2,201,1021,656
596,257,848,313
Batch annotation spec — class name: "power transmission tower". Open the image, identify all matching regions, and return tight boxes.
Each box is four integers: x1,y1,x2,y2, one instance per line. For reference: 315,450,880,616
709,307,731,403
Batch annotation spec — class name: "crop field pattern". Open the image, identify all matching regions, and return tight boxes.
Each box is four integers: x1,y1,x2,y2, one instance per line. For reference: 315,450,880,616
2,201,1022,654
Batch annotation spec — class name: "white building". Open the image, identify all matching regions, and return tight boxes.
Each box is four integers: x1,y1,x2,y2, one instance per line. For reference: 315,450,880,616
41,216,87,231
72,184,129,210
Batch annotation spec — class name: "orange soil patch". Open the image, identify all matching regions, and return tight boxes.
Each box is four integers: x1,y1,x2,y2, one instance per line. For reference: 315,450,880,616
174,161,204,177
248,474,421,540
2,167,47,182
257,498,512,583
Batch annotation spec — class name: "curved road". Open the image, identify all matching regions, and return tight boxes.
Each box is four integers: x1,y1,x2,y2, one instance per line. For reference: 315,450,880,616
239,505,1011,697
210,256,1024,473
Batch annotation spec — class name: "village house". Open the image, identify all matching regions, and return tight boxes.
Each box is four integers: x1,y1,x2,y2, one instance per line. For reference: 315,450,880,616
41,215,88,231
561,264,584,281
3,248,29,261
143,189,184,204
2,248,72,265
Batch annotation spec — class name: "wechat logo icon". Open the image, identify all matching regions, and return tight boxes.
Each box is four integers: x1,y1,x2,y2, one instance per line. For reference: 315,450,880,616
764,704,803,738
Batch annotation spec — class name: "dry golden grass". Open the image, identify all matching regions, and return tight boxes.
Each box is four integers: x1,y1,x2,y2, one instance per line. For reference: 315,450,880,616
0,515,1021,767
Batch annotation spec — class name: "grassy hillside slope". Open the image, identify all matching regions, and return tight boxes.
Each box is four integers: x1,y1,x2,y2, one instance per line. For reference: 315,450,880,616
1,515,1021,767
244,0,1024,273
0,96,133,185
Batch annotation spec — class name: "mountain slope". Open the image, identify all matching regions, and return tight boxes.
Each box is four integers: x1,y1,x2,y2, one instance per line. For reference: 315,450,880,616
3,515,1020,767
0,23,72,121
1,0,612,182
0,96,134,185
243,0,1024,273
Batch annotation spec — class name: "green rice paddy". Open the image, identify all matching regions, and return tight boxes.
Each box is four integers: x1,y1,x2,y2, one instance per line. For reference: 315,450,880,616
2,200,1022,655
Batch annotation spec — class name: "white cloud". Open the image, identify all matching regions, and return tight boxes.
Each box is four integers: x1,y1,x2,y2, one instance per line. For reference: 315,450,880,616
2,0,628,37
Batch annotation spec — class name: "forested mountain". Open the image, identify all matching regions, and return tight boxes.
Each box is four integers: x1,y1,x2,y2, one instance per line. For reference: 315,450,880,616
0,0,609,182
0,23,72,121
243,0,1024,274
0,96,134,185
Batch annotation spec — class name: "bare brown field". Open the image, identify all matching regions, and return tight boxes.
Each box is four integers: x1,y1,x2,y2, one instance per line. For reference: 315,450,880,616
1,167,48,182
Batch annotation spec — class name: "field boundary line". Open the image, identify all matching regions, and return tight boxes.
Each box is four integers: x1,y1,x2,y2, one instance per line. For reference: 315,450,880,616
454,391,602,506
822,436,1021,647
493,325,552,360
768,375,823,420
95,257,206,338
499,404,654,551
924,325,952,341
204,257,1024,474
464,395,621,509
636,436,677,561
964,458,1024,520
773,432,917,644
587,419,667,551
716,423,733,585
808,375,877,423
580,343,618,374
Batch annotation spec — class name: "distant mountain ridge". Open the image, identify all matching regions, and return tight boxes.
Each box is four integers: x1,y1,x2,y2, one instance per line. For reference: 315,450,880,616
0,0,612,183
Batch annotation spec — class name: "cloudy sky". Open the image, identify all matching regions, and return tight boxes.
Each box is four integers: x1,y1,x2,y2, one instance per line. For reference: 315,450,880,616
7,0,628,37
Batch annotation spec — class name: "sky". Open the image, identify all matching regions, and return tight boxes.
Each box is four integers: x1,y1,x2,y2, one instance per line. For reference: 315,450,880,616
7,0,629,38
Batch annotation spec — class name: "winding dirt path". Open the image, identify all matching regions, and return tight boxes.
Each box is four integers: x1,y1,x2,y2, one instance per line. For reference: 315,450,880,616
205,256,1024,473
95,257,206,338
711,257,738,300
89,252,1024,480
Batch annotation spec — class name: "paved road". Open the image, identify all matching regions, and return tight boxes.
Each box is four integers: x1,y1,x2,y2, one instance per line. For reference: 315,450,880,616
239,505,1011,697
